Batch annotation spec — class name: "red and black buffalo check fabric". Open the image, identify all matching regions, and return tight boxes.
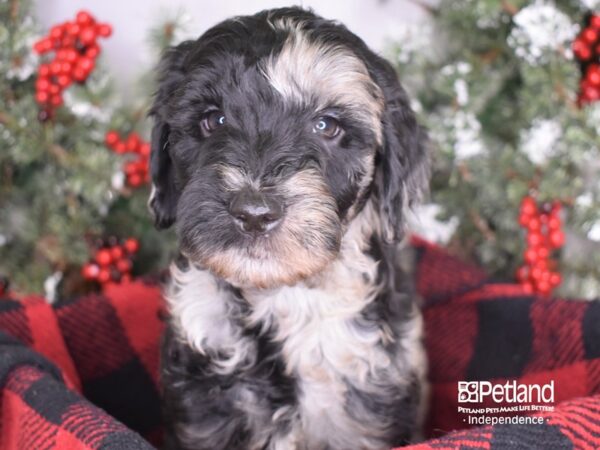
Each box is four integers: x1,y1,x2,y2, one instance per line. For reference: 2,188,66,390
0,238,598,449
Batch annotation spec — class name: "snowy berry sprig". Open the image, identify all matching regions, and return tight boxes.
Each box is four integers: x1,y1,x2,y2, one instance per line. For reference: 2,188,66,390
81,237,139,285
105,131,151,188
33,10,112,119
516,197,565,295
573,14,600,104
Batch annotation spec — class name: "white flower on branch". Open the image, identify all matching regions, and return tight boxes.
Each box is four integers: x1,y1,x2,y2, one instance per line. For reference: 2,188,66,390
508,1,578,65
454,79,469,106
63,91,111,122
577,192,594,208
585,103,600,136
580,0,600,9
589,222,600,242
111,171,125,190
451,111,484,160
520,119,562,165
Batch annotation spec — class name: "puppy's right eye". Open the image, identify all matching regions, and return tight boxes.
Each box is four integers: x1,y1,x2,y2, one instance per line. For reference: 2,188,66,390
200,110,226,137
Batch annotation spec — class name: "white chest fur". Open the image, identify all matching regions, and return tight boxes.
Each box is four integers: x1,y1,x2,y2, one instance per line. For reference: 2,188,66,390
166,199,426,448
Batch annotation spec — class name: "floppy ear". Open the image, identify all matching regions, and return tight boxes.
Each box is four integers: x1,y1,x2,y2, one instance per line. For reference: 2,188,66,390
370,58,430,243
148,41,194,229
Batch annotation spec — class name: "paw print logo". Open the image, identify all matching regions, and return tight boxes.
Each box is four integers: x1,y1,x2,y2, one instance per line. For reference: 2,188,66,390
458,382,479,403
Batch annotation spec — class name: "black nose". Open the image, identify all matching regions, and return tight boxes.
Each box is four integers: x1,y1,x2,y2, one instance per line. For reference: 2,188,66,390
228,190,283,234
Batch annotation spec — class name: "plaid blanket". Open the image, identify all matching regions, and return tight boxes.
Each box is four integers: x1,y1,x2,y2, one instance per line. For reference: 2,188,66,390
0,238,598,449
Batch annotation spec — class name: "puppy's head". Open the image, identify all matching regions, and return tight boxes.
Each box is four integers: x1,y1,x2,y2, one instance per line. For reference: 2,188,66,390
149,7,429,288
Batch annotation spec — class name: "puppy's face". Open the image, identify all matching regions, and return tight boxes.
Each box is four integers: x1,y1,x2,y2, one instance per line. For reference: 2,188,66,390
150,8,429,288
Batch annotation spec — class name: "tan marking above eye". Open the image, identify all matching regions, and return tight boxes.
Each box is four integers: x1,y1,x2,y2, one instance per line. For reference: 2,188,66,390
260,26,384,144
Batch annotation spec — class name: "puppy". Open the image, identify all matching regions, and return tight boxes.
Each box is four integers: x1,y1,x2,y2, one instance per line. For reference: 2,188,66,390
150,7,430,450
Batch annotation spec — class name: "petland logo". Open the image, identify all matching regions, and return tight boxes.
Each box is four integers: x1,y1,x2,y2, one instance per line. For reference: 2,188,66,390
458,380,554,404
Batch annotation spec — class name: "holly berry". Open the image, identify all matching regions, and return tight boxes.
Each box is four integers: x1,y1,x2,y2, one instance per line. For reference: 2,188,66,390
35,91,49,103
76,10,94,26
79,26,97,45
105,130,120,147
104,131,151,188
524,248,538,265
97,268,111,284
548,216,561,230
537,246,550,260
128,173,143,187
82,236,139,286
549,272,562,287
96,248,112,266
110,245,124,260
33,11,112,119
124,238,140,254
85,45,101,59
114,142,127,154
116,259,132,273
517,195,564,296
97,23,113,37
549,230,565,248
520,196,537,216
526,217,541,231
139,143,151,158
583,28,598,44
126,133,141,152
527,232,543,247
81,263,100,280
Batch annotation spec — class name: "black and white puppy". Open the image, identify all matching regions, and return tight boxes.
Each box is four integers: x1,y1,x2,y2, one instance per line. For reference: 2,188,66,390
150,7,430,450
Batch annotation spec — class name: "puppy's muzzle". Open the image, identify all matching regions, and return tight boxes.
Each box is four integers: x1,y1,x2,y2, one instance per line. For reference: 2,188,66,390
228,189,284,234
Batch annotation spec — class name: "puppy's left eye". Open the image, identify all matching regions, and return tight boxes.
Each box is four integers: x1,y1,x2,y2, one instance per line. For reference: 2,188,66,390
200,110,226,137
313,116,341,139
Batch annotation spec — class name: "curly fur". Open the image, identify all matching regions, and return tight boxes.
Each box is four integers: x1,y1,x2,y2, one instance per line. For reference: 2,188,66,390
150,7,430,450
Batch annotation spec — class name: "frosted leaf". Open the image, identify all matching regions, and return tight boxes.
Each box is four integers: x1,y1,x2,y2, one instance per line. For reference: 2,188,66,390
454,79,469,106
453,111,484,160
409,203,459,245
576,192,593,207
111,171,125,190
410,98,423,114
63,91,111,122
6,35,37,80
6,55,36,80
589,222,600,241
508,1,578,65
585,102,600,136
520,119,562,165
456,62,472,75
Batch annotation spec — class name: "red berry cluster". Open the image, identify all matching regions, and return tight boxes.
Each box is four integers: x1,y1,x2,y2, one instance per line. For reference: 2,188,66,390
516,197,565,295
81,237,139,285
573,14,600,104
105,131,151,188
33,10,112,118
